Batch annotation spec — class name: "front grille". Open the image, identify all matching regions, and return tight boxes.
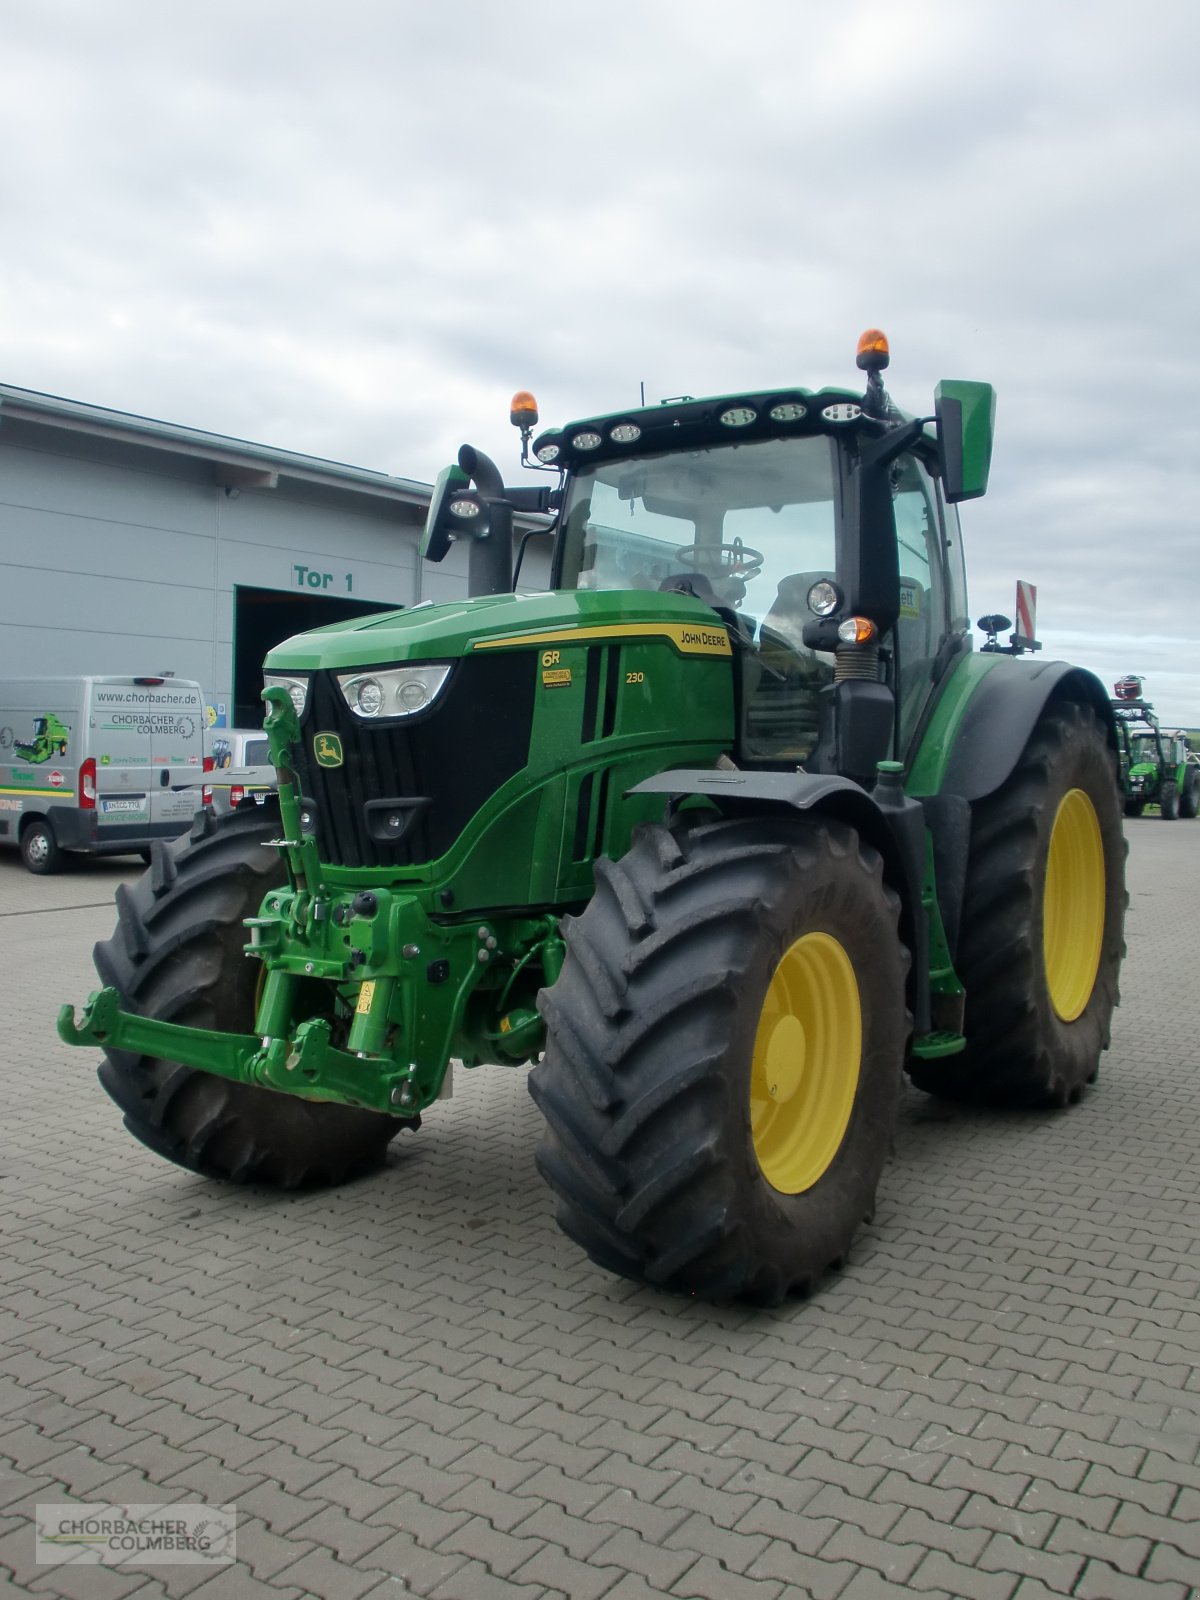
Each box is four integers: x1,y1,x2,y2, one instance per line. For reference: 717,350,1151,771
293,654,535,868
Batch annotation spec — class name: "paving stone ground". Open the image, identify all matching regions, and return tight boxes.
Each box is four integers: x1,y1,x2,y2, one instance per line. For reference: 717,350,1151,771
0,819,1197,1600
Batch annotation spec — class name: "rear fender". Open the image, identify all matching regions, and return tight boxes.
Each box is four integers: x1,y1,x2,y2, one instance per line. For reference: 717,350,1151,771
909,654,1117,804
907,653,1117,958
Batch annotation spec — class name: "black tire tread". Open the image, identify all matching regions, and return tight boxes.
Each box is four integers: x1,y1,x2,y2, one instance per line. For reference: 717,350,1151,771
95,803,404,1188
531,815,907,1303
909,700,1125,1108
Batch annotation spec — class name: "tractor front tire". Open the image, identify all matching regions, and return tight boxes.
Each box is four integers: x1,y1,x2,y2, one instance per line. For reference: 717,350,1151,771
1123,798,1145,819
94,804,406,1186
910,700,1124,1108
1160,781,1180,820
531,815,908,1303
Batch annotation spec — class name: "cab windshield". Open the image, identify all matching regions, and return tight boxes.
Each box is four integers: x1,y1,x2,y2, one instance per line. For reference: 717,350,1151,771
558,435,840,629
557,435,842,762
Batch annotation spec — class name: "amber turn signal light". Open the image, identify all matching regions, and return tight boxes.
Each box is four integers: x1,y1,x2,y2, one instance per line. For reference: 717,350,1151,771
837,616,878,645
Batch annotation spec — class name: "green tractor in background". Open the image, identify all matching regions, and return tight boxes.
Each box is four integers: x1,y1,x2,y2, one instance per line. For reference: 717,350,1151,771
60,332,1126,1303
1111,676,1200,819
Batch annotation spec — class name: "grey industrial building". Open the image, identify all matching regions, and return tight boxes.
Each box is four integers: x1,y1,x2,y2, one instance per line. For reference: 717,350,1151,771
0,384,491,729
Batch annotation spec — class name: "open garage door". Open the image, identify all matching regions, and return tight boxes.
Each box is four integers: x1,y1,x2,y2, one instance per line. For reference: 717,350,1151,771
233,585,397,726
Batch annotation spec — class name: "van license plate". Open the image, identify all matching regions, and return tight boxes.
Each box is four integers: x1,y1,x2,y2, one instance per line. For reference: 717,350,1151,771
101,798,144,814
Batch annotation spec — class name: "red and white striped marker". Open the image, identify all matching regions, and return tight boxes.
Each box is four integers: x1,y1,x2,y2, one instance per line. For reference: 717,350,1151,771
1015,580,1037,644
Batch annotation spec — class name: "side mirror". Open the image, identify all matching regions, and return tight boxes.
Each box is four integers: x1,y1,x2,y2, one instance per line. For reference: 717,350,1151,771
421,463,473,563
934,380,996,502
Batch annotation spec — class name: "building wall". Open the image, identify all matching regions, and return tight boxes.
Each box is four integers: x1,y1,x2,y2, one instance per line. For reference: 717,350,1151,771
1,431,220,689
0,406,550,729
0,419,457,725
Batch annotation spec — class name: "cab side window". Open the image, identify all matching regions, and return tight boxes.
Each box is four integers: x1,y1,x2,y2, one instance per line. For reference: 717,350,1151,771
892,456,950,752
937,489,970,634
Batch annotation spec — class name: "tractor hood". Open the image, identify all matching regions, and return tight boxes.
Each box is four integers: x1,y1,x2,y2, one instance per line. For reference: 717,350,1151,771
264,587,731,673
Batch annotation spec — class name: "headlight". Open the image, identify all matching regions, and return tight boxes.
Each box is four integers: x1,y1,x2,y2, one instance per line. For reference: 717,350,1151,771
336,665,452,719
807,580,841,617
356,679,385,716
263,673,309,719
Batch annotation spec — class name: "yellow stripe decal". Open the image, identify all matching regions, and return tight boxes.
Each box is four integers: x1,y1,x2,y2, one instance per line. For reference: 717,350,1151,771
0,786,59,798
472,622,731,658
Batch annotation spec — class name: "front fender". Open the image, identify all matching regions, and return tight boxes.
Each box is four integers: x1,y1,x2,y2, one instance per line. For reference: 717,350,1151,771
629,766,927,1027
629,767,882,834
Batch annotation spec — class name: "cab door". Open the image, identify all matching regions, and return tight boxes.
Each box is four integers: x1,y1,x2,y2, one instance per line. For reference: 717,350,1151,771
891,454,955,755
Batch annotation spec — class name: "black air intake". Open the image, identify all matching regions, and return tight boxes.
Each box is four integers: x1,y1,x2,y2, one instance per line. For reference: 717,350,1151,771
292,655,535,868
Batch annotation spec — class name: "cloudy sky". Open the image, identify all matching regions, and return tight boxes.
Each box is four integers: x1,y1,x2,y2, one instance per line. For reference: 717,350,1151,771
3,1,1199,720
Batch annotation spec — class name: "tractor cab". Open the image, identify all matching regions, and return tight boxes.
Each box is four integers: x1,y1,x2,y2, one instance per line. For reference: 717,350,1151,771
537,336,994,786
427,332,995,785
550,417,973,771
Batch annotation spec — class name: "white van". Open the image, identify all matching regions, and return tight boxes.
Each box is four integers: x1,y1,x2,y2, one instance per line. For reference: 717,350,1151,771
0,675,210,873
207,727,276,817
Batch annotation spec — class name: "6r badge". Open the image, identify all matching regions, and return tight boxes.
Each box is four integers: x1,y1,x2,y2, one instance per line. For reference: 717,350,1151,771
314,733,344,768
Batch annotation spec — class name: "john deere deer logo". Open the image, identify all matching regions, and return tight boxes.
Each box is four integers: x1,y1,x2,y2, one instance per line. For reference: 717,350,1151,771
314,732,344,768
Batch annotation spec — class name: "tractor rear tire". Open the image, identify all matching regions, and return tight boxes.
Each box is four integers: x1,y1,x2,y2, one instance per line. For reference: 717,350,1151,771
1180,769,1200,819
94,804,406,1187
530,815,908,1303
1160,781,1180,820
909,700,1124,1108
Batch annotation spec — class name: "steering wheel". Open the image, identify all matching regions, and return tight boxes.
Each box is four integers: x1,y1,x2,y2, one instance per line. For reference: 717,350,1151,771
676,536,765,581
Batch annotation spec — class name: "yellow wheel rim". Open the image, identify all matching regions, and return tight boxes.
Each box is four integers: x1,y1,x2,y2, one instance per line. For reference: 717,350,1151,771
749,932,861,1194
1043,788,1105,1022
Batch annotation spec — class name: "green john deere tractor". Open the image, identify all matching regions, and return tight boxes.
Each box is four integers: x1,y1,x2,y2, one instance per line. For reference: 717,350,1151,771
60,332,1126,1303
1111,681,1199,820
